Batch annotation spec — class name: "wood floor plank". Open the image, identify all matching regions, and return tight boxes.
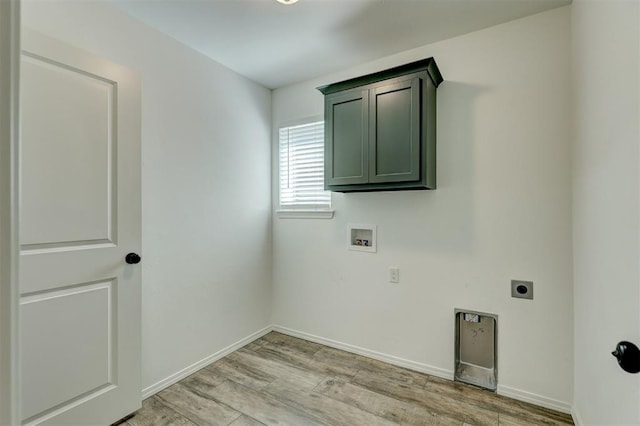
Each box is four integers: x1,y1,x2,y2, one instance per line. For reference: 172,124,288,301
194,379,328,426
315,377,463,426
127,396,196,426
498,414,529,426
352,370,499,425
425,377,573,425
228,414,267,426
229,348,326,389
242,341,266,352
439,417,467,426
181,369,228,390
498,413,553,426
263,379,397,426
313,346,429,388
155,382,242,426
206,357,276,390
253,345,359,380
260,332,324,357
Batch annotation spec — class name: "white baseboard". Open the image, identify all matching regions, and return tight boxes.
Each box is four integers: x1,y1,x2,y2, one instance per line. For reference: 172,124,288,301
271,325,454,381
141,326,272,399
571,406,584,426
497,384,572,414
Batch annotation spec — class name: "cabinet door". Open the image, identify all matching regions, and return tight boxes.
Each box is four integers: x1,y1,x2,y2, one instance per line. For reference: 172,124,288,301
325,89,369,186
369,77,420,183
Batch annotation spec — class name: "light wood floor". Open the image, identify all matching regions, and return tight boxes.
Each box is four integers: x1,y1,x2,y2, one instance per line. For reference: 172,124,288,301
125,332,573,426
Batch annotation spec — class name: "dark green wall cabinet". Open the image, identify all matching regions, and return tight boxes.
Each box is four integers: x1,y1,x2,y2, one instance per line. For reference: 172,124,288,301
317,58,443,192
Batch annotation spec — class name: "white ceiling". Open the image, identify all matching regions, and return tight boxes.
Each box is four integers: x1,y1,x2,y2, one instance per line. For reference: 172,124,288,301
112,0,570,89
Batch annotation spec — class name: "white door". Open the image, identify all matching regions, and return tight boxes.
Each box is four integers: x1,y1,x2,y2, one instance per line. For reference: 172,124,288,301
19,30,141,425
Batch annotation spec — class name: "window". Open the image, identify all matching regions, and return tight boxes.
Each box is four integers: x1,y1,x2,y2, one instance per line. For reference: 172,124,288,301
278,121,332,217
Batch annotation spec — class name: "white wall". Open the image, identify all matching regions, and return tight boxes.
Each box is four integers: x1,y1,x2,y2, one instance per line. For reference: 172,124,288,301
272,7,574,410
21,0,273,391
572,0,640,424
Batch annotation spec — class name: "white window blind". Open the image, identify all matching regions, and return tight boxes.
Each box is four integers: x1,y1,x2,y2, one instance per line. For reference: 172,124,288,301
279,121,331,209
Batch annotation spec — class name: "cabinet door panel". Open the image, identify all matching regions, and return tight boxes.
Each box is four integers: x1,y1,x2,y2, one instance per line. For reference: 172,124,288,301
369,77,420,183
325,90,369,186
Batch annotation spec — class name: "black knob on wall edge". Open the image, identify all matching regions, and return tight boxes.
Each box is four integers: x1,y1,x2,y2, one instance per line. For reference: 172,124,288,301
612,341,640,374
125,252,141,265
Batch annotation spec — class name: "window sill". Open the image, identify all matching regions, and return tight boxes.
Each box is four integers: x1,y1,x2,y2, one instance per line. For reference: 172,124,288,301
276,209,335,219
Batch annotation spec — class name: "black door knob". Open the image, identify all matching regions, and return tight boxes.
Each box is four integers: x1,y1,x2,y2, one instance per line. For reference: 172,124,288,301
612,341,640,374
125,252,141,265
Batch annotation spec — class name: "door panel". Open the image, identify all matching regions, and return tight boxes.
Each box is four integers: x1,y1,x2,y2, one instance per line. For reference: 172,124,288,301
21,54,114,247
369,77,420,183
21,281,114,420
19,30,141,426
325,89,368,186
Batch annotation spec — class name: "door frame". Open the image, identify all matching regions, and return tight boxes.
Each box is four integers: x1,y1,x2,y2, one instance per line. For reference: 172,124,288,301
0,0,21,424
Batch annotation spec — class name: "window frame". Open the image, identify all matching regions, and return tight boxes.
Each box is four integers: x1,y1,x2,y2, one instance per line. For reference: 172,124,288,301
276,117,333,219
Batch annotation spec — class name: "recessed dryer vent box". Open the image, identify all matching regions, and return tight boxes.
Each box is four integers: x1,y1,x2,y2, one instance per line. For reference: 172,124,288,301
348,224,376,252
454,309,498,391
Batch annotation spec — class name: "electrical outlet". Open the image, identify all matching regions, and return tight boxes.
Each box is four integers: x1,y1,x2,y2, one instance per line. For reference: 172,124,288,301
389,267,400,283
511,280,533,300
